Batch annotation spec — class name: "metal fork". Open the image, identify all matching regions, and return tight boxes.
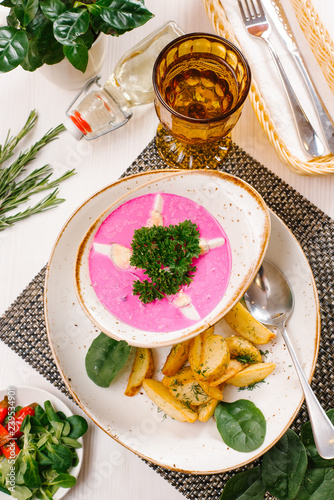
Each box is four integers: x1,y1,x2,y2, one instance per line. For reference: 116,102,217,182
238,0,324,158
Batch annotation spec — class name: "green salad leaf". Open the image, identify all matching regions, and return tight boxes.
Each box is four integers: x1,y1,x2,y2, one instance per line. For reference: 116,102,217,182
294,467,334,500
0,400,87,499
221,466,266,500
215,400,266,453
85,332,131,387
262,428,308,500
300,409,334,468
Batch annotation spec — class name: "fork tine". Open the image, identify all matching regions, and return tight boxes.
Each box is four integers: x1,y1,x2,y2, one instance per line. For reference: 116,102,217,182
237,0,247,22
238,0,251,21
253,0,265,17
249,0,259,16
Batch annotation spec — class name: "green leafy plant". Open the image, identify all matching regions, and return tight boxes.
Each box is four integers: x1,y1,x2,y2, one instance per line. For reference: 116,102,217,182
220,409,334,500
0,109,75,231
130,220,201,304
0,0,153,73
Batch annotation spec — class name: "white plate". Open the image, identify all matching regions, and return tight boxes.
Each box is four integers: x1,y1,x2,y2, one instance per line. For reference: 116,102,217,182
74,170,270,347
45,171,320,474
0,386,84,499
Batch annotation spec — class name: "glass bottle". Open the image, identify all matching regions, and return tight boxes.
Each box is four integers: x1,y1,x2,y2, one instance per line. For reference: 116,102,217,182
64,21,184,140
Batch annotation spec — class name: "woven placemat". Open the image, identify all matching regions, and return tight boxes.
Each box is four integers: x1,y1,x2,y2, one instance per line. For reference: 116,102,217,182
1,140,333,500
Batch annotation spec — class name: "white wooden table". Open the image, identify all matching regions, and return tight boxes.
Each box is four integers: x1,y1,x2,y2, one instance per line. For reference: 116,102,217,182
0,1,333,498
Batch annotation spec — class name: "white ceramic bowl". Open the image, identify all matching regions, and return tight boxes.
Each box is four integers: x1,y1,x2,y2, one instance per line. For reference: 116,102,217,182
74,170,270,347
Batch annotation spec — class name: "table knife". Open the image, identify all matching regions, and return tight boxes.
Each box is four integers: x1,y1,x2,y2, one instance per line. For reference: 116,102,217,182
262,0,334,154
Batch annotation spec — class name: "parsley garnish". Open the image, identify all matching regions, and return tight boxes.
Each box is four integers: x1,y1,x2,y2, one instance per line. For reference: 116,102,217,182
130,220,201,304
237,354,258,364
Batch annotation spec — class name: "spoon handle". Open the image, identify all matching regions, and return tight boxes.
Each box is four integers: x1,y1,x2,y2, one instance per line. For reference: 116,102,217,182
281,326,334,459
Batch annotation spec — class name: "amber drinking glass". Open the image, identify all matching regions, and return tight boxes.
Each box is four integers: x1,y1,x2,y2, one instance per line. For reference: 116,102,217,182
153,33,251,169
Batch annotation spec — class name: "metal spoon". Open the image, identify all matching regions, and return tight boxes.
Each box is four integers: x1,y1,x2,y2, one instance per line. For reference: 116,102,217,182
244,259,334,459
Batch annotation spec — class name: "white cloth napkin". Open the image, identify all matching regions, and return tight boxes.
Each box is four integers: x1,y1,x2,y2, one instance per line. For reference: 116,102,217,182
220,0,334,160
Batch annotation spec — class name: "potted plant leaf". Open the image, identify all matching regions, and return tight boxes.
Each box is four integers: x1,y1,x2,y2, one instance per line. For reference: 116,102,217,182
0,0,153,74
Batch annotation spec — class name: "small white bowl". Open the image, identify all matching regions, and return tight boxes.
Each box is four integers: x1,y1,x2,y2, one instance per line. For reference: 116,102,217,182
74,170,270,347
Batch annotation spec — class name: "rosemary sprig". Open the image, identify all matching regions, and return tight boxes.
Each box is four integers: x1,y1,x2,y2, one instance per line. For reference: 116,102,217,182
0,110,75,230
0,110,37,167
0,190,64,230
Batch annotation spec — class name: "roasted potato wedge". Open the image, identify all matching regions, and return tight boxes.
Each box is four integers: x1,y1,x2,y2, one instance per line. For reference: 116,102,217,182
163,368,211,406
162,340,192,376
196,334,230,381
209,359,246,386
225,335,262,364
198,398,219,422
196,379,224,400
142,379,198,423
188,332,203,375
202,326,215,340
227,362,276,387
162,366,193,387
168,378,211,406
124,348,154,397
224,302,275,344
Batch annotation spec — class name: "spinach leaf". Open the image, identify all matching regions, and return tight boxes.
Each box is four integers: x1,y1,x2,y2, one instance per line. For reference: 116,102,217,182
262,428,308,500
221,466,265,500
294,467,334,500
300,409,334,468
66,415,88,439
85,333,131,387
215,400,266,452
23,453,42,489
45,443,73,472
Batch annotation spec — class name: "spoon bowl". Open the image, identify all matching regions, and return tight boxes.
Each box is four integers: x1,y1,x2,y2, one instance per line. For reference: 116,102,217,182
245,261,294,326
244,259,334,460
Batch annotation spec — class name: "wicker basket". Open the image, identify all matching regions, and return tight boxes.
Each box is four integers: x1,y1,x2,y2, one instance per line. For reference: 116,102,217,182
202,0,334,175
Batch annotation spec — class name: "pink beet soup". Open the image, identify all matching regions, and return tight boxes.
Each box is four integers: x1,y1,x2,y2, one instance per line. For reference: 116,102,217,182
88,192,232,332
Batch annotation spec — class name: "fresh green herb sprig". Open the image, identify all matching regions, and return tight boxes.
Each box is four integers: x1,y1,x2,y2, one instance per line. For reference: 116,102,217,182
130,220,201,304
0,400,88,499
237,380,266,391
236,354,258,365
0,110,75,230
